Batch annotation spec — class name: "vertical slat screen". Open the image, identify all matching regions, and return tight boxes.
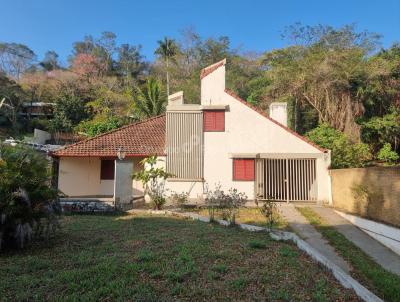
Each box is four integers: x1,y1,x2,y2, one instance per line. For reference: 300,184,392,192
166,112,203,179
255,158,317,202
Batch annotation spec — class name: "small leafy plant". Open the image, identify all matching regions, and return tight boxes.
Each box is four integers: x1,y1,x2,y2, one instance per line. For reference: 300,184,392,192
377,143,399,165
255,196,278,231
132,156,172,210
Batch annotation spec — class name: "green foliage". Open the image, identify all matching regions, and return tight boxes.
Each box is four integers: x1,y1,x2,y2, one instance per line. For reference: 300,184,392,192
361,111,400,153
0,144,60,250
155,37,179,62
26,118,50,132
0,74,26,131
248,240,268,249
261,24,386,141
0,43,36,79
132,78,166,120
76,116,122,137
255,198,279,231
377,143,399,165
50,91,90,133
132,156,172,210
306,123,372,168
170,191,189,206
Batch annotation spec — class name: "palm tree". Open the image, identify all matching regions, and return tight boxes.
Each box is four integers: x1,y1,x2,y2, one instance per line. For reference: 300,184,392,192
133,78,166,119
154,37,179,97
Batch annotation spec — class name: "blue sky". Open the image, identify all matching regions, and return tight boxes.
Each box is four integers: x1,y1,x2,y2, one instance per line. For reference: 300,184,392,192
1,0,399,65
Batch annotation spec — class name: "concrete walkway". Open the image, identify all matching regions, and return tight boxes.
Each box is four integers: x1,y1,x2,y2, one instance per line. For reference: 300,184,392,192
307,205,400,276
279,204,351,273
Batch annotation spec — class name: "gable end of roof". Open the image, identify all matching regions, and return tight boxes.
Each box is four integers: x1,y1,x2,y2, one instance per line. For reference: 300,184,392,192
200,58,226,80
224,89,327,153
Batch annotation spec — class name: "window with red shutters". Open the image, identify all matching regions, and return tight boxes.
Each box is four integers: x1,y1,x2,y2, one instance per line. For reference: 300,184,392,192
203,110,225,132
100,160,115,180
233,159,255,181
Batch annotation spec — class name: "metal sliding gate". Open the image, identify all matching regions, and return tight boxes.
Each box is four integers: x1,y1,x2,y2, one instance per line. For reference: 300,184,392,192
255,158,317,202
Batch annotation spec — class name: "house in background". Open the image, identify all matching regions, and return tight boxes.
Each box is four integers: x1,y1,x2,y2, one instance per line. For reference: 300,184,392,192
51,59,331,208
19,102,54,118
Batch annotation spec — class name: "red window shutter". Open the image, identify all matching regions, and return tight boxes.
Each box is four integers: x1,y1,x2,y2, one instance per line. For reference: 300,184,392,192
100,160,115,180
204,110,225,131
233,159,255,181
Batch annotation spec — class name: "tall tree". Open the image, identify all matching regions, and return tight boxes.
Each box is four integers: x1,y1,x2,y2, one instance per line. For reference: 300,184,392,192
95,31,117,73
261,24,382,141
0,74,26,129
155,37,179,97
117,44,146,80
71,35,95,57
40,50,60,71
0,43,36,80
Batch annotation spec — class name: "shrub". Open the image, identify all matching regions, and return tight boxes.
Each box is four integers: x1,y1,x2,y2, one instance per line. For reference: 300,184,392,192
255,198,278,231
132,156,171,210
27,118,50,132
306,123,372,168
204,183,247,225
76,116,122,137
0,144,60,250
170,191,189,206
377,143,399,165
361,111,400,154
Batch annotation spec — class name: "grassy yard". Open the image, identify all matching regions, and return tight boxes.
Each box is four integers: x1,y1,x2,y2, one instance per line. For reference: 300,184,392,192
0,213,360,301
297,207,400,302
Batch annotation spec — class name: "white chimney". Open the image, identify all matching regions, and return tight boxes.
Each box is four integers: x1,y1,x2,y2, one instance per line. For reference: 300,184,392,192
269,102,288,126
168,91,184,106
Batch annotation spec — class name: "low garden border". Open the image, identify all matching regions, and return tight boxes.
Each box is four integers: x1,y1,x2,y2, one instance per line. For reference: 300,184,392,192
130,209,382,302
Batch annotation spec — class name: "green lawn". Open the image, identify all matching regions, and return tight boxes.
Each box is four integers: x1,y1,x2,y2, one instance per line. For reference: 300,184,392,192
0,213,359,301
297,207,400,302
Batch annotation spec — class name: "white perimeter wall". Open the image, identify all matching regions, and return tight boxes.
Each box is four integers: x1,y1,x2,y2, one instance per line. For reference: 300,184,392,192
336,210,400,256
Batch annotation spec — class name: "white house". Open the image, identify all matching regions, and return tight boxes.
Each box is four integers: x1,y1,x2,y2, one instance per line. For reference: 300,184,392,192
51,59,331,208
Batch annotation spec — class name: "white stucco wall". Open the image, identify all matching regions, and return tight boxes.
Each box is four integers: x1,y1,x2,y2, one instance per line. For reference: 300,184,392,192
58,157,113,197
58,157,145,197
132,157,145,196
200,64,330,201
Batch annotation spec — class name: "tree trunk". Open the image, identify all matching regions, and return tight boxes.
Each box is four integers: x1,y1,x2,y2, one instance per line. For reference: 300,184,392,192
166,57,170,97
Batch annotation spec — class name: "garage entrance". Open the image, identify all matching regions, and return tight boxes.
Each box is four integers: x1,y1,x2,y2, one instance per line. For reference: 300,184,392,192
255,158,317,202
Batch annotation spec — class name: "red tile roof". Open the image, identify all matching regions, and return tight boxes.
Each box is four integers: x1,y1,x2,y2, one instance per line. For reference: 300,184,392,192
224,89,328,153
51,115,166,158
200,58,226,79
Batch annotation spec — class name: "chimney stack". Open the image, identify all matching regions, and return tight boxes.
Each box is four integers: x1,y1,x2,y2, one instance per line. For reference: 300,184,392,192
269,102,288,126
168,91,184,106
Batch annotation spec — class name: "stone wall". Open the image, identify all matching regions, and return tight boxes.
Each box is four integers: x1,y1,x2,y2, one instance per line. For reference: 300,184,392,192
330,166,400,227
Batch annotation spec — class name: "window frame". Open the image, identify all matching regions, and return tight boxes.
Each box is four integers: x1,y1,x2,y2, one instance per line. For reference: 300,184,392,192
232,158,255,181
100,159,115,180
203,110,225,132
